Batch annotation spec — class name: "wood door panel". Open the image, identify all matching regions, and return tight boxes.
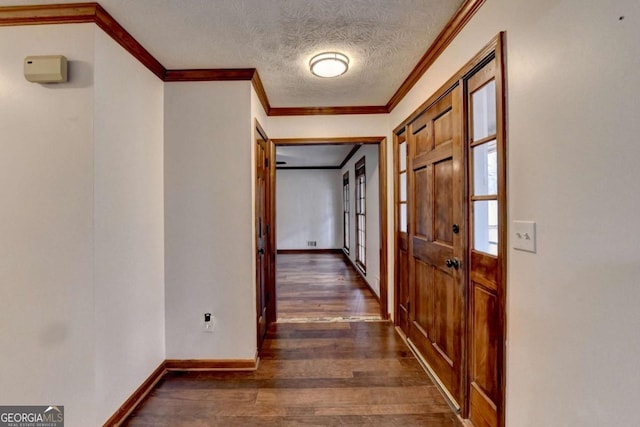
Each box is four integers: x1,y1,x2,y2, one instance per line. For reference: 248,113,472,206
397,248,410,332
412,238,452,268
411,115,432,157
413,259,435,341
411,112,430,135
433,267,457,366
413,167,433,240
470,382,498,427
470,250,499,292
471,284,499,400
413,141,453,170
434,109,453,147
434,159,454,245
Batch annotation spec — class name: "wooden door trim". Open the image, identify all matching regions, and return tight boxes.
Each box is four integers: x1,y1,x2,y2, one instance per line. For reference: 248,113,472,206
272,136,389,320
494,33,507,427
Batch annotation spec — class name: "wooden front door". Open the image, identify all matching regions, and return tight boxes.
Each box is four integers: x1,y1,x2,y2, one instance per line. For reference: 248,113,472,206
408,85,465,406
255,124,270,348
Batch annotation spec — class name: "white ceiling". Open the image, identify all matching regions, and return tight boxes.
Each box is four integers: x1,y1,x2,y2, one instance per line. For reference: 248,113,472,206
3,0,464,108
276,144,358,168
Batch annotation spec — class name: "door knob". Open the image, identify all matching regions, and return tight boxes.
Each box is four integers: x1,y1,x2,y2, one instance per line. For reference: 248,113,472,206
258,248,265,255
445,258,460,270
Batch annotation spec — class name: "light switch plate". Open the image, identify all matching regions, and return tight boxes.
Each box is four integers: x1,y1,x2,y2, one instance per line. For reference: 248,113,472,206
512,221,536,253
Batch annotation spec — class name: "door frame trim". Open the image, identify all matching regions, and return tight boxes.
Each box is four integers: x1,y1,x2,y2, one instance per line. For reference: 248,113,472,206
255,120,276,349
271,136,389,320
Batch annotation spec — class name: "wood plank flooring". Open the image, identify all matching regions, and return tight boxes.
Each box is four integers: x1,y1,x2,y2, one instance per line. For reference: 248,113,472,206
276,253,381,321
124,322,463,426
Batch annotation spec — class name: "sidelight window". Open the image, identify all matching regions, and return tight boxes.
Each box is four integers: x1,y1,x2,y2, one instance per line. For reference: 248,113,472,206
471,79,499,256
355,157,366,272
343,172,350,253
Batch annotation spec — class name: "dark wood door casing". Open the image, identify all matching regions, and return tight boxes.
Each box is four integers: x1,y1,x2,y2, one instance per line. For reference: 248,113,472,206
255,120,275,350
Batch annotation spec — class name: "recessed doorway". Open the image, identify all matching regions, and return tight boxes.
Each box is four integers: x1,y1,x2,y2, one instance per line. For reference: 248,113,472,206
271,137,388,323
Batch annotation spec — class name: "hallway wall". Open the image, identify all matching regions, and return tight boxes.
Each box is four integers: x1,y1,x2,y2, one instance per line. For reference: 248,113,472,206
0,24,96,427
93,28,165,425
0,23,166,426
164,81,257,360
276,169,343,250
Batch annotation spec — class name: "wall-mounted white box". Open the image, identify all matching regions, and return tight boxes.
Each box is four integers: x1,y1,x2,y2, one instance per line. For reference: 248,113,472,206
24,55,68,83
513,220,536,253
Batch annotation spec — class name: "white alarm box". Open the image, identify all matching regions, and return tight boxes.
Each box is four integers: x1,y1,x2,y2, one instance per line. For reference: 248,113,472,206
24,55,68,83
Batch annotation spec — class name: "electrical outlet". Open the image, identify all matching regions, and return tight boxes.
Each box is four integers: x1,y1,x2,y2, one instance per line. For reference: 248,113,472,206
202,312,214,332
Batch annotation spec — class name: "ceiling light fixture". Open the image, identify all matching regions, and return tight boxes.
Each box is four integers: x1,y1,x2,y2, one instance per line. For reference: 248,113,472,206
309,52,349,78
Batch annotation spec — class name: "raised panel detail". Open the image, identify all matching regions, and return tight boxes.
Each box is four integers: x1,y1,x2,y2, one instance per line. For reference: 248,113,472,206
414,166,433,240
412,116,432,157
414,259,434,341
434,159,453,245
434,108,453,147
433,267,456,367
471,284,499,400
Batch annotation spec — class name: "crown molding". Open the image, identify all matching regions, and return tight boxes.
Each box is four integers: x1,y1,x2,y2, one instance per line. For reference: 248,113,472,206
164,68,256,81
0,2,96,25
0,0,485,116
94,3,165,79
269,106,389,116
386,0,485,111
272,137,384,146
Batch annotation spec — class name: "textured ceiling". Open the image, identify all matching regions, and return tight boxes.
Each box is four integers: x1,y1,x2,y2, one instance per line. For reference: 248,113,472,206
3,0,464,107
276,145,358,168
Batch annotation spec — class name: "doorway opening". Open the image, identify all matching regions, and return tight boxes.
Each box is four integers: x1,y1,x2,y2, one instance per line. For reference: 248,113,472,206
271,137,388,324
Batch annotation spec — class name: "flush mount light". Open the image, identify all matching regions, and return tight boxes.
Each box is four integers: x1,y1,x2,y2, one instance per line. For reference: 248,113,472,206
309,52,349,78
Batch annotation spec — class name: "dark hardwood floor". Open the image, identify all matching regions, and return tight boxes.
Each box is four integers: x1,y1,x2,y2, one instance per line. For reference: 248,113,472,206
124,322,463,426
276,253,381,321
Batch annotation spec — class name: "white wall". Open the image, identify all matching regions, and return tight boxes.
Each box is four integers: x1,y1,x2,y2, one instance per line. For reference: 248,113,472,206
276,169,342,250
389,0,640,425
0,23,167,426
93,29,165,424
0,24,97,427
341,145,381,296
164,81,257,360
268,114,388,139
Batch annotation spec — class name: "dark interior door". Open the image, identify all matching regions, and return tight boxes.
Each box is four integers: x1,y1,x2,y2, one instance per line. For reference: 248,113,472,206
255,126,269,348
408,86,465,406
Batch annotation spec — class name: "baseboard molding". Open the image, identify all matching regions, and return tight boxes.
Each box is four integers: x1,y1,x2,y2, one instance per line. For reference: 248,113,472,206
404,338,461,413
341,252,381,303
164,357,259,371
103,355,259,425
103,361,166,427
277,249,343,255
